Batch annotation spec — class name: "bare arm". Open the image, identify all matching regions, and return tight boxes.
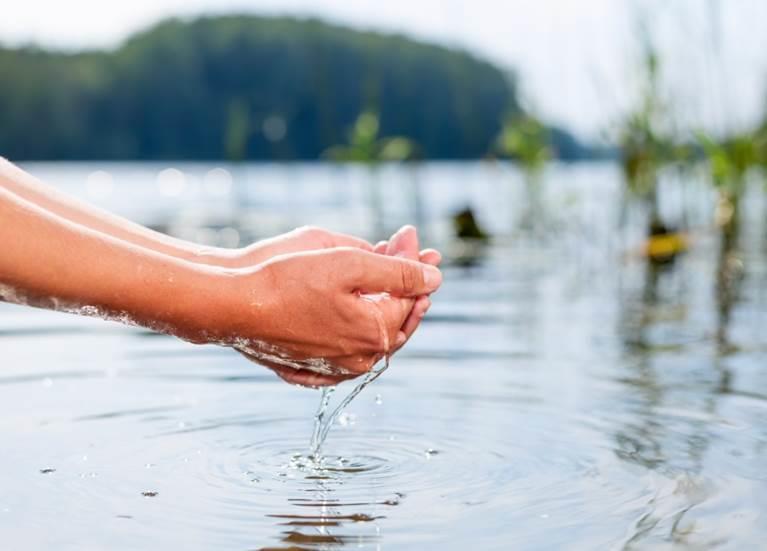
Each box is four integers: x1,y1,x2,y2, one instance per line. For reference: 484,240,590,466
0,158,227,266
0,158,377,267
0,184,225,340
0,184,442,386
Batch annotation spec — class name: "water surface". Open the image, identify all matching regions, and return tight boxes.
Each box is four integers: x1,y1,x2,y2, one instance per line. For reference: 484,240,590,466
1,162,766,550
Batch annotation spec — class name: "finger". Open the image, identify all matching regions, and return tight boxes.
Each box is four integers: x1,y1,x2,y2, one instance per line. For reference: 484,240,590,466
386,225,419,259
419,248,442,266
324,231,374,251
346,249,442,297
362,294,413,352
397,296,431,348
257,228,373,260
374,240,388,254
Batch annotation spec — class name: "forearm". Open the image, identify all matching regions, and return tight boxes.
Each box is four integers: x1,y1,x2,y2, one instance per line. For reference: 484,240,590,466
0,185,234,343
0,158,236,266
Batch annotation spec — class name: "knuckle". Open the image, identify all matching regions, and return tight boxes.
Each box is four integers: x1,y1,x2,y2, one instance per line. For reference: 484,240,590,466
400,263,416,292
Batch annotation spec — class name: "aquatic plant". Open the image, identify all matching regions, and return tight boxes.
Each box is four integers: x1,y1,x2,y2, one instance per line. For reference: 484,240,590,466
612,36,699,272
698,130,763,245
496,113,552,176
616,47,674,227
324,110,415,165
697,129,766,346
496,112,552,233
324,111,417,237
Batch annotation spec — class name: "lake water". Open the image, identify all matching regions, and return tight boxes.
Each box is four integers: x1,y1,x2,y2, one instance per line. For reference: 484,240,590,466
1,162,766,550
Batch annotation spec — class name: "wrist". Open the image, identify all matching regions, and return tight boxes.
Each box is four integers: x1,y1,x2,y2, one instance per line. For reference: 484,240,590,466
167,263,272,347
110,256,237,344
170,263,244,344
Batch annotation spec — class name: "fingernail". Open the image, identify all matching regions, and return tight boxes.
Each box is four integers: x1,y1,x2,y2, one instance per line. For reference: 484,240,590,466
423,266,442,290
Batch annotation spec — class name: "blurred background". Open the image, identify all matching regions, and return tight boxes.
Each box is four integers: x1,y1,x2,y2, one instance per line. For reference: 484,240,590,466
2,0,766,344
2,2,767,548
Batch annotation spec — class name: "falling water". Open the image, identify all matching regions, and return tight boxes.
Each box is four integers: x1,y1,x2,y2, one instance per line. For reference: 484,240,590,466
308,294,393,458
308,356,390,458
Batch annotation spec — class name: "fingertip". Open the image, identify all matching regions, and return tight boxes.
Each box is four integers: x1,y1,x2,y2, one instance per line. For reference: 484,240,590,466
419,248,442,266
387,225,419,259
394,331,406,349
422,265,442,291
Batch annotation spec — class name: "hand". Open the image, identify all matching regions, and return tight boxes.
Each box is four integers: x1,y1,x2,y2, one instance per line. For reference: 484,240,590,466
208,226,374,268
374,226,441,353
216,247,442,387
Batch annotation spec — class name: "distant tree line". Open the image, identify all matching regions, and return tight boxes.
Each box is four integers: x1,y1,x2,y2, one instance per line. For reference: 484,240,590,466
0,15,590,161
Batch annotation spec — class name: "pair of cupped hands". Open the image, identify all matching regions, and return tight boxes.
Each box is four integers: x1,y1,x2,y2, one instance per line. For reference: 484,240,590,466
210,224,442,387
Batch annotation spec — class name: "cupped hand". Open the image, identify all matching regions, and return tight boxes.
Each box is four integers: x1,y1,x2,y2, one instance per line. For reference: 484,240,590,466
211,226,373,268
375,226,441,353
225,246,442,387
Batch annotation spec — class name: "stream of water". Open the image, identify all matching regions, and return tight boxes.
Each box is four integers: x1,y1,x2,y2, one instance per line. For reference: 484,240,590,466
309,357,391,458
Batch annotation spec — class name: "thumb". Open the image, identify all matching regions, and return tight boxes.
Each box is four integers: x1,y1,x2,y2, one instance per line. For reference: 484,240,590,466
348,250,442,296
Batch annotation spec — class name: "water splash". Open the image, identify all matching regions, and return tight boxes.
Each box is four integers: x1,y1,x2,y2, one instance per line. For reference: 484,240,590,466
307,294,394,458
308,357,391,458
309,386,336,455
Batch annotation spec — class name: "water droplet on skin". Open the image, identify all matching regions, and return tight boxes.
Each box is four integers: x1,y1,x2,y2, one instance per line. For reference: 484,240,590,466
142,491,158,498
40,468,56,474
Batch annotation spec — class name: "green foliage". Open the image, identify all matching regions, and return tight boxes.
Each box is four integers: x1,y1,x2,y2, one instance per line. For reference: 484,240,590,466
323,111,414,164
0,15,518,160
615,47,675,198
697,129,765,253
496,114,552,174
697,131,763,193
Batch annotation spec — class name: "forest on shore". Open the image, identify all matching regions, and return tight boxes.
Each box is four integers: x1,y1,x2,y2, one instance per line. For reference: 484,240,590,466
0,15,590,161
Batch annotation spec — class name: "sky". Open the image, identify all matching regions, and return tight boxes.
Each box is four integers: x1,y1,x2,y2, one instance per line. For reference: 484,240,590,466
1,0,765,142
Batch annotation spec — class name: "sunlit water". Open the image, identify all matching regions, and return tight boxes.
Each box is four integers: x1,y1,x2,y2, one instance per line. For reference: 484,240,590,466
1,162,766,550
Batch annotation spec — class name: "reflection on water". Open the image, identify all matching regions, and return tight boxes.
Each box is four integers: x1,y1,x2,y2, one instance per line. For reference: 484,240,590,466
1,162,766,549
